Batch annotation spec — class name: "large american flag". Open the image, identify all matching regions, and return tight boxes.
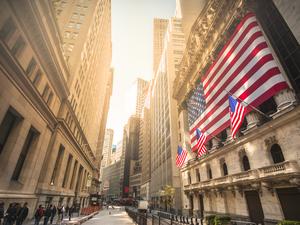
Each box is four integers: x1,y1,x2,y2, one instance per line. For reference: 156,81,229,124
189,12,288,147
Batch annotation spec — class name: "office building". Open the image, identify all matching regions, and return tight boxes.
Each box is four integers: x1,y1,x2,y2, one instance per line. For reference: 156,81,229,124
153,19,168,74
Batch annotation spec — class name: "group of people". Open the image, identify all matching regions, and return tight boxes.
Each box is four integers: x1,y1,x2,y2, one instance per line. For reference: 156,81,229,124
34,204,76,225
0,202,28,225
0,202,76,225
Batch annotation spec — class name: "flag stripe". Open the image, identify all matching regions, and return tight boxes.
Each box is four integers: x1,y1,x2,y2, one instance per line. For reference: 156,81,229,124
189,12,288,142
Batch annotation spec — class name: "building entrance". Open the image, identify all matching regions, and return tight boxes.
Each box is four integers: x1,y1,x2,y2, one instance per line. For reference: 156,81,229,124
277,188,300,221
245,191,264,224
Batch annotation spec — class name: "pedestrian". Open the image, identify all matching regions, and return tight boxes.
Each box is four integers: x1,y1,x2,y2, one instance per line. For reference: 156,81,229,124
65,206,69,217
34,205,44,225
16,202,28,225
0,202,4,225
56,205,62,224
43,205,52,225
68,206,73,221
50,205,56,225
4,203,17,225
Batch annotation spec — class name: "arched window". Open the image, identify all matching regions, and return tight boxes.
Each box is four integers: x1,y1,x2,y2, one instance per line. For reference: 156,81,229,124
271,144,285,164
242,155,251,171
223,163,228,176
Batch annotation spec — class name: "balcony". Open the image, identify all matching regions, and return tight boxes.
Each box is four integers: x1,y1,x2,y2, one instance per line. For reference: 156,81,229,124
183,160,300,192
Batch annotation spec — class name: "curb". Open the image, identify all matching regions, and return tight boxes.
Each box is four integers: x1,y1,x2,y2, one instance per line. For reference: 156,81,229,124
62,211,99,225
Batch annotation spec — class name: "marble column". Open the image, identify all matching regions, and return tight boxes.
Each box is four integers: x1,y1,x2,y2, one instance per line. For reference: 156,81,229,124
243,111,262,134
211,137,220,150
272,88,297,118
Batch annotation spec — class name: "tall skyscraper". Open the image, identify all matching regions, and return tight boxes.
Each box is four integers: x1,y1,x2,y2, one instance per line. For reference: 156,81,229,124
150,17,186,210
136,78,149,118
0,0,112,212
153,19,168,74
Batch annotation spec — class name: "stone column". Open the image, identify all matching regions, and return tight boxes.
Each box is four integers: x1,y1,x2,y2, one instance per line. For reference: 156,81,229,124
272,88,297,118
225,128,232,143
243,111,262,134
211,137,220,150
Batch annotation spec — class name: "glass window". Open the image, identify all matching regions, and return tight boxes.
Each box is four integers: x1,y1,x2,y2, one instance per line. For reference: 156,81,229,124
26,58,37,77
11,127,39,181
242,155,251,171
50,145,65,185
0,108,22,154
11,36,26,57
223,163,228,176
271,144,285,164
0,17,16,41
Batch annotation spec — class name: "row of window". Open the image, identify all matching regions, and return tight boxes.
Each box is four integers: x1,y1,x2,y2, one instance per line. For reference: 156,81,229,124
187,144,285,184
0,17,55,108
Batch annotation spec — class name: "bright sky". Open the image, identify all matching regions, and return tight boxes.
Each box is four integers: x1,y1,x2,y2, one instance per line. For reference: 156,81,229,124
107,0,176,144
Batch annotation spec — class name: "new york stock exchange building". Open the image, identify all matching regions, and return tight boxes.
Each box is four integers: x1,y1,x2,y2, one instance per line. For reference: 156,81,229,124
173,0,300,224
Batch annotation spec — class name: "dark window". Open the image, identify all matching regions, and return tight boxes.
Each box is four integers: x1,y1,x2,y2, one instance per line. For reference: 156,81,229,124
47,92,54,106
11,36,26,57
242,155,251,171
69,160,78,189
75,165,83,192
11,127,39,181
259,97,277,118
223,162,228,176
26,58,37,77
207,166,212,179
33,69,42,86
0,17,16,41
220,129,227,143
255,0,300,96
188,172,191,184
0,108,22,154
196,168,201,182
62,154,73,188
271,144,285,164
50,145,65,185
42,84,50,99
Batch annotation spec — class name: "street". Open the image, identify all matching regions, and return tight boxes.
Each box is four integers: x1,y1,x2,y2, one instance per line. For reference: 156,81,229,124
82,207,135,225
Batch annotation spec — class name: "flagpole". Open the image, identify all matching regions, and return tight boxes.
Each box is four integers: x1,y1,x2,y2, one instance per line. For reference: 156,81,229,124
224,89,271,119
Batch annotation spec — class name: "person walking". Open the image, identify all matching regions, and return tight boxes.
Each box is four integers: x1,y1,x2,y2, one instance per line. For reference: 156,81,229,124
16,203,28,225
56,205,62,224
0,202,4,225
68,206,73,221
4,203,17,225
43,205,52,225
49,205,56,225
34,205,44,225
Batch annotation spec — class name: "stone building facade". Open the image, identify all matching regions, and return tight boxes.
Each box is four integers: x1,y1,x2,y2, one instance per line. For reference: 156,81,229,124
173,0,300,223
0,0,112,216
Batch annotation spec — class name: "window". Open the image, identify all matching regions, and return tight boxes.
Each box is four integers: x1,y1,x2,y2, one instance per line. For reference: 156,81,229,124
222,162,228,176
47,92,54,106
271,144,285,164
242,155,251,171
11,36,26,57
0,108,22,154
50,145,65,185
207,165,212,179
196,168,201,182
0,17,16,41
64,31,71,39
42,84,50,99
26,58,37,77
71,13,78,20
75,23,81,29
11,127,39,181
80,14,85,21
33,69,42,86
69,160,78,189
187,172,191,184
68,22,75,28
62,154,73,188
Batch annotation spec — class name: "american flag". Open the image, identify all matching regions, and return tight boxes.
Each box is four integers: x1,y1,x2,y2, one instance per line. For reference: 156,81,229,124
195,128,207,157
176,146,188,168
187,83,206,126
189,12,288,145
229,96,246,138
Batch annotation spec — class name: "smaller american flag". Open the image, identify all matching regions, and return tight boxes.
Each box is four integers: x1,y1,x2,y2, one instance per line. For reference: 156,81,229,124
195,129,207,157
229,95,246,138
176,146,188,168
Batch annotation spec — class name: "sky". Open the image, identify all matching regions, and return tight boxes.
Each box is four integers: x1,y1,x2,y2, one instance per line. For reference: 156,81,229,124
107,0,176,144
